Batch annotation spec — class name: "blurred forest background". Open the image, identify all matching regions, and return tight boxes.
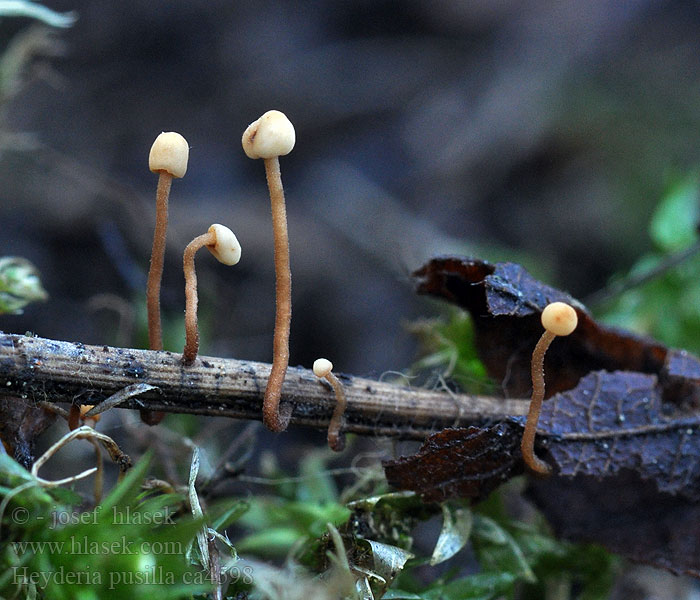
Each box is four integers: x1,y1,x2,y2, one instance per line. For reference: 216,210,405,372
4,0,700,377
2,1,700,598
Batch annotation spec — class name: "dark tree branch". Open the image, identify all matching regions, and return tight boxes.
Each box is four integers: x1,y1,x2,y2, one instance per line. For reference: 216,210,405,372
0,333,527,440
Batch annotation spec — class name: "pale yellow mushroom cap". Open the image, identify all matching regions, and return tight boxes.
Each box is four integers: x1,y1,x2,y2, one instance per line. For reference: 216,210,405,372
149,132,189,178
313,358,333,378
242,110,295,159
206,224,241,266
541,302,578,336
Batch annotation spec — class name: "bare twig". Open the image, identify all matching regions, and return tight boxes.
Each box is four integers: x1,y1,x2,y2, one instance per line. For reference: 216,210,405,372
585,238,700,307
0,333,527,440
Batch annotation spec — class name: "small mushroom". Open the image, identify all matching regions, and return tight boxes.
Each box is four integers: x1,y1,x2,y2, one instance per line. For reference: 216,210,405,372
521,301,578,475
146,131,189,351
143,131,189,426
313,358,347,452
242,110,295,432
182,224,241,365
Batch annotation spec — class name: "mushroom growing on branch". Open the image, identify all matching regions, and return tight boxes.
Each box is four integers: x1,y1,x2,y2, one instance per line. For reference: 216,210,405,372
242,110,295,432
521,301,578,475
147,131,189,351
313,358,347,452
182,224,241,365
143,131,189,425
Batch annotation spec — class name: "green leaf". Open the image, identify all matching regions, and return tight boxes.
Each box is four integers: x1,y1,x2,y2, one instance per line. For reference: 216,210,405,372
429,504,472,566
528,542,619,600
209,499,249,532
134,493,183,520
383,591,423,599
0,452,33,483
598,177,700,353
287,502,350,533
649,175,699,252
471,514,507,545
297,448,339,505
0,454,58,529
346,491,419,512
472,515,536,583
235,527,304,556
98,452,151,512
239,496,349,544
0,257,47,314
3,450,212,600
422,571,517,600
410,309,493,395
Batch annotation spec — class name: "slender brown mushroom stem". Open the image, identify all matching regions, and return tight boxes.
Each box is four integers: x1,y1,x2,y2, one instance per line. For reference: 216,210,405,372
521,301,578,476
143,131,189,425
263,156,293,432
146,172,172,351
325,371,347,451
521,329,556,475
182,231,216,365
242,110,296,432
143,171,171,425
182,224,240,366
313,358,347,451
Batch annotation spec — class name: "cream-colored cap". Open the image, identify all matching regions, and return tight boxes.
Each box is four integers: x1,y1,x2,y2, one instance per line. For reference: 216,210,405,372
541,302,578,336
149,132,189,177
313,358,333,378
242,110,295,159
205,224,241,266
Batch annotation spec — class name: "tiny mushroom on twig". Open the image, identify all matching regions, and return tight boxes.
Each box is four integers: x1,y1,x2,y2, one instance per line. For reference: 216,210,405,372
182,224,241,365
313,358,347,452
242,110,296,432
147,131,189,350
143,131,189,425
521,301,578,475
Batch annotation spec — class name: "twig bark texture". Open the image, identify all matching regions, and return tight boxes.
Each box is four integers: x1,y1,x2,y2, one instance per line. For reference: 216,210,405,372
0,333,527,440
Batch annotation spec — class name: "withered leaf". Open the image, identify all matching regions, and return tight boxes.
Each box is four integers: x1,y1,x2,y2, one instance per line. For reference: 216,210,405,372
538,370,700,502
528,470,700,577
0,396,56,468
398,256,700,576
383,421,523,503
661,348,700,410
414,256,668,397
665,348,700,382
385,369,700,575
532,369,700,576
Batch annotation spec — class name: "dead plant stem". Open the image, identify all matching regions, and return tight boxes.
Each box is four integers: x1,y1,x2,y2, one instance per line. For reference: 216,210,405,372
0,332,527,441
